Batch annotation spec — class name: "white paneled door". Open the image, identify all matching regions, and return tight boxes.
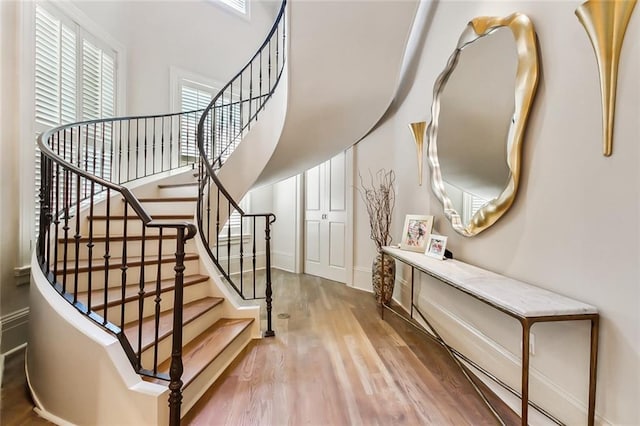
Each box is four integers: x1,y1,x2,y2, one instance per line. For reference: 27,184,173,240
304,151,348,283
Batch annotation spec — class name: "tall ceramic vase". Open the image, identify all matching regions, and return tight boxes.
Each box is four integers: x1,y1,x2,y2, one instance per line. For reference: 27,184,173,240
372,252,395,305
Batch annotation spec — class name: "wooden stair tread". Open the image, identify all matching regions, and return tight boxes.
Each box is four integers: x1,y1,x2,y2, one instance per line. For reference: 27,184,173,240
124,297,224,353
158,182,198,188
145,318,253,387
88,214,193,221
56,253,199,274
76,274,209,310
133,197,198,203
58,234,178,243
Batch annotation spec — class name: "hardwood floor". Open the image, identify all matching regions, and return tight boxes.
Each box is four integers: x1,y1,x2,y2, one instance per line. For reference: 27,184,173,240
1,270,519,425
184,271,519,425
1,349,51,425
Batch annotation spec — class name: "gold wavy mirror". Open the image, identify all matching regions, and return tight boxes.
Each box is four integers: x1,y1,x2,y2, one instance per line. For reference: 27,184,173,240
426,13,539,237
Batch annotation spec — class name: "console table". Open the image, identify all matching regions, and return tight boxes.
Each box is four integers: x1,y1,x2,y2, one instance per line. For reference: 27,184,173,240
381,246,599,426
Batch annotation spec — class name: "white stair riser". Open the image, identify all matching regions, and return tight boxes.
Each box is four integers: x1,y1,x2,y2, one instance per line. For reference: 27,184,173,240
85,220,183,236
180,325,253,416
157,186,198,198
58,237,180,260
133,201,197,217
139,304,224,370
58,257,200,291
90,281,211,325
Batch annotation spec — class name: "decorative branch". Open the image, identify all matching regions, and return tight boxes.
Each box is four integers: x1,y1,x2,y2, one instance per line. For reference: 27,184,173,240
358,169,396,251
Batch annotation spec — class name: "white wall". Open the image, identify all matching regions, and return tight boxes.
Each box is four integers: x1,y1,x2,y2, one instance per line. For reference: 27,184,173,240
354,1,639,424
0,0,280,353
73,0,280,115
271,175,301,272
0,0,31,353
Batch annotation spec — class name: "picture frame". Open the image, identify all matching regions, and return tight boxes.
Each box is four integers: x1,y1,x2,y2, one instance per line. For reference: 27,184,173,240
425,234,448,260
400,214,434,252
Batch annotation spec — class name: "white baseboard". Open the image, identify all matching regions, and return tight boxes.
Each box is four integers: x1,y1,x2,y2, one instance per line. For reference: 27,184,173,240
272,250,295,272
415,294,606,426
352,266,373,292
1,307,30,354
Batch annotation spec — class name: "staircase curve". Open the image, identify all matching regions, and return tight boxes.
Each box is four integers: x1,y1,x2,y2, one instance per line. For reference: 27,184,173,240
27,0,420,424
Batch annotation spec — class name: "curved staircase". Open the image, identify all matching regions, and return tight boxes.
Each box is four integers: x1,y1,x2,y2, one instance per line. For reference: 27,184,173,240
27,1,420,424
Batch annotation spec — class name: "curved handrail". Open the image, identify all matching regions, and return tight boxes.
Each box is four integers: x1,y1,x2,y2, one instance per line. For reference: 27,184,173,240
195,0,286,329
197,0,287,211
36,108,204,424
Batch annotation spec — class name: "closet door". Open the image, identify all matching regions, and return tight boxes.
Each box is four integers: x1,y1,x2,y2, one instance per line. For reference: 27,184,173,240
304,151,347,283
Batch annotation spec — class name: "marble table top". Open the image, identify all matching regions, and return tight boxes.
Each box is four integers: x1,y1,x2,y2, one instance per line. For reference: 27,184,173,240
382,246,598,318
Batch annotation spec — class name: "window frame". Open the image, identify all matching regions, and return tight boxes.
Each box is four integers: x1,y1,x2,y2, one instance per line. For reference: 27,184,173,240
17,0,126,275
169,67,248,238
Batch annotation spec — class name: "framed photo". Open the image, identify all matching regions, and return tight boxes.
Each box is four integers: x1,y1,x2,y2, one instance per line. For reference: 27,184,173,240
425,234,448,260
400,215,434,252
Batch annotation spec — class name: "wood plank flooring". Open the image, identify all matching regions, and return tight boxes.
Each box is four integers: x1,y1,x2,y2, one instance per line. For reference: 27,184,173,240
184,271,519,425
1,270,519,425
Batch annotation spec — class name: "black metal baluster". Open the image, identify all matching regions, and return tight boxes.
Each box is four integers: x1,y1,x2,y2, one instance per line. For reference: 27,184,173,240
259,51,263,115
62,130,71,294
161,117,165,173
239,214,244,296
73,172,82,303
120,202,129,328
283,10,287,66
136,119,140,179
252,216,256,299
206,175,211,245
100,123,106,180
153,228,163,375
248,62,253,130
276,26,279,82
103,188,111,323
137,225,147,370
168,227,187,426
268,39,272,92
87,180,95,312
38,154,56,275
216,189,220,259
152,118,156,174
169,116,174,170
118,120,123,184
83,126,89,198
227,202,231,275
127,120,132,182
240,73,244,137
92,123,97,181
178,115,182,167
53,137,61,284
264,215,275,337
144,118,148,177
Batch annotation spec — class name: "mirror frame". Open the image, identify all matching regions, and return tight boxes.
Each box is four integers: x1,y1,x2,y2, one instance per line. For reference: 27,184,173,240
426,13,539,237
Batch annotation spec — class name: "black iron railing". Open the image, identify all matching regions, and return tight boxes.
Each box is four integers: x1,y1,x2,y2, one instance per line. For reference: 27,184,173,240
35,1,287,422
196,0,286,337
36,110,204,424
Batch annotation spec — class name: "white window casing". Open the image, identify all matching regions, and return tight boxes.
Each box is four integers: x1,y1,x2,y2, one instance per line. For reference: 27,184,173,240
17,0,125,275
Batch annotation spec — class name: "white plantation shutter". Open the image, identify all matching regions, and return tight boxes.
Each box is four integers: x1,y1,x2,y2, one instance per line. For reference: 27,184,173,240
33,3,118,236
180,83,213,159
220,0,247,14
179,79,244,234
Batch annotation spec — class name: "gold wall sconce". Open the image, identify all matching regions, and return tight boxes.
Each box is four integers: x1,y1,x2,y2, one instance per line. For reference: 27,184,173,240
408,121,426,185
576,0,637,157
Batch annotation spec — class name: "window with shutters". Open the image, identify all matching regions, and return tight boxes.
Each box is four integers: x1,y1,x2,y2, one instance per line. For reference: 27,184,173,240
177,76,245,236
462,192,488,224
215,0,248,16
33,3,117,236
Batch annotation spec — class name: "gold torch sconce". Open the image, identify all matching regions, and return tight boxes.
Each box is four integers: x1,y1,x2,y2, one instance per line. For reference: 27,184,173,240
409,121,426,185
576,0,637,156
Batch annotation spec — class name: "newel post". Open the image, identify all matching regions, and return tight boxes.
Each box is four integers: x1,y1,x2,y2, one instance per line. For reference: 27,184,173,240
168,225,191,425
263,214,276,337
